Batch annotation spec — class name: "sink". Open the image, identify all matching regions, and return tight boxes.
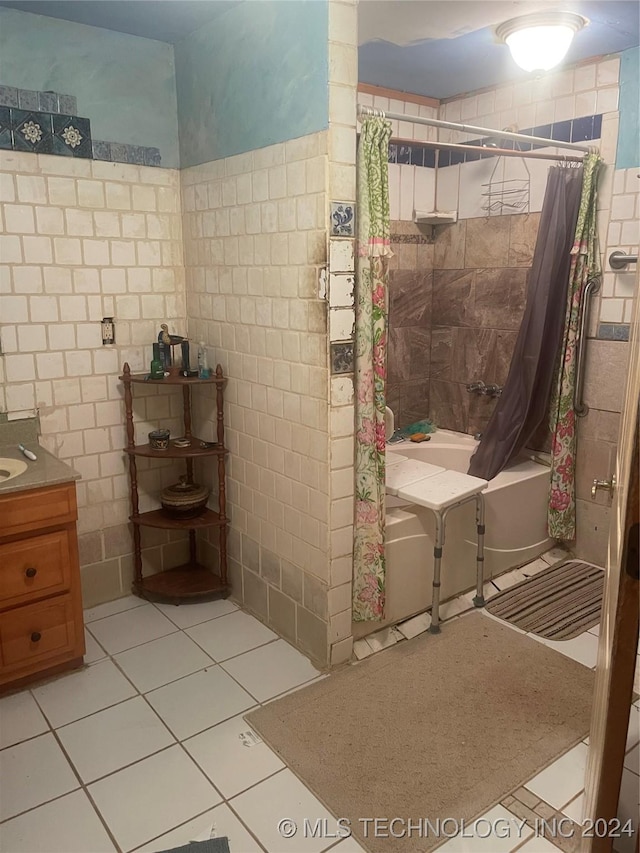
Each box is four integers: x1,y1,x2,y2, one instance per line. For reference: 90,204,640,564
0,458,28,483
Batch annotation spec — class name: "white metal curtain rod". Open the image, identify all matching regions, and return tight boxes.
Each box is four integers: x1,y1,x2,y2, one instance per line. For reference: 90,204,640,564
357,104,593,154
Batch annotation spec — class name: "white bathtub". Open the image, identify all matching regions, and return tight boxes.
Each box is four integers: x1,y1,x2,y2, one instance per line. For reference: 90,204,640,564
383,429,554,627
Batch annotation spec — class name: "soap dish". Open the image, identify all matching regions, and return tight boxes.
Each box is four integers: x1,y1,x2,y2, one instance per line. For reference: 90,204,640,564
173,438,191,448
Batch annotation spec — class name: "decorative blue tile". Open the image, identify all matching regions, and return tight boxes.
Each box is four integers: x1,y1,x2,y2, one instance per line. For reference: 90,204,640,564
552,120,572,142
598,323,630,341
410,146,424,167
450,149,464,166
58,94,78,115
424,149,436,168
533,124,552,141
52,114,92,158
592,114,602,140
11,109,53,154
144,147,161,167
463,149,480,162
331,342,354,374
125,144,146,165
92,140,112,161
110,142,128,163
437,150,450,167
38,91,59,113
331,202,355,237
17,89,39,111
388,143,397,164
397,145,411,164
0,86,18,108
0,106,11,149
570,116,593,142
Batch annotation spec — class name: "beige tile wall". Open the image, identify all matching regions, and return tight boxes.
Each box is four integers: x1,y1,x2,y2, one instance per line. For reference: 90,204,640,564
0,150,187,605
181,131,333,665
327,0,358,667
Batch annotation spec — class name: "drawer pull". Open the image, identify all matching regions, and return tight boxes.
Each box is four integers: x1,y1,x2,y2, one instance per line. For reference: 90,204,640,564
30,631,42,643
25,567,38,578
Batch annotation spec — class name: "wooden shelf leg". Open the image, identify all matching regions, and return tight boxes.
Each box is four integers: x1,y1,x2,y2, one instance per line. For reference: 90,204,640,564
189,529,197,565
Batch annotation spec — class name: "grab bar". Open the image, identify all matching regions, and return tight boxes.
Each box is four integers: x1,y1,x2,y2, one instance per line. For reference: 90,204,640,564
574,274,601,417
609,251,638,270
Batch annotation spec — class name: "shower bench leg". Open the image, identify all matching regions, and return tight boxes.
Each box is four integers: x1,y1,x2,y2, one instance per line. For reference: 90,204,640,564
429,492,487,634
473,493,486,608
429,512,445,634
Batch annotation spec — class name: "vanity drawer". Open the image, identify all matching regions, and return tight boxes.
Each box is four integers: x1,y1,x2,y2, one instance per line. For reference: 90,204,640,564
0,595,76,672
0,483,77,538
0,530,71,608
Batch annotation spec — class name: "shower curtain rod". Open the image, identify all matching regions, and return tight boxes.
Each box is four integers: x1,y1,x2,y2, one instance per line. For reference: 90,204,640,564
357,105,593,154
389,134,585,163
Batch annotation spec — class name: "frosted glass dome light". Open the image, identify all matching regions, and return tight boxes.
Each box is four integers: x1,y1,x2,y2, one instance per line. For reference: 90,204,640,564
496,12,588,73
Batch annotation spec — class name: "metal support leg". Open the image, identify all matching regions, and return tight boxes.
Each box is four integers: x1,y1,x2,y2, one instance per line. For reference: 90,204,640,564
473,493,486,607
429,511,445,634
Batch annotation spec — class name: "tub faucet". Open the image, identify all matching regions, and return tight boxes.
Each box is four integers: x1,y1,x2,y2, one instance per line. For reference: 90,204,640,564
483,384,503,397
466,381,503,397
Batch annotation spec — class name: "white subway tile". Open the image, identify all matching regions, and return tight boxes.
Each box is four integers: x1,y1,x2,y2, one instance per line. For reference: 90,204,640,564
35,351,64,379
5,353,35,382
599,298,624,323
596,87,619,115
17,324,47,352
4,204,35,234
23,236,53,264
0,172,15,202
16,175,46,204
48,323,77,350
29,294,59,322
12,266,43,295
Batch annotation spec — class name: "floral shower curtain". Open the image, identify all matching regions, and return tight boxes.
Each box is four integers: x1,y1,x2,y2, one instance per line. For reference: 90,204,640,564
352,117,393,622
548,152,603,540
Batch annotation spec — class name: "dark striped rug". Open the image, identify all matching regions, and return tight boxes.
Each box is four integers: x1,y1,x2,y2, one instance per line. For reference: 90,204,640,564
486,559,604,639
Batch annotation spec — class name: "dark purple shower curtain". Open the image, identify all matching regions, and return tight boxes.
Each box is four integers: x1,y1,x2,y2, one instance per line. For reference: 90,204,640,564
468,165,584,481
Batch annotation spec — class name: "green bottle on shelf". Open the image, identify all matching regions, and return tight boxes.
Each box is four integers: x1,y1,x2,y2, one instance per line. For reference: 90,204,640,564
150,343,164,380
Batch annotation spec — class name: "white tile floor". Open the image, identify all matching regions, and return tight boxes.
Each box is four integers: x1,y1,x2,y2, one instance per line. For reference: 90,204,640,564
0,580,638,853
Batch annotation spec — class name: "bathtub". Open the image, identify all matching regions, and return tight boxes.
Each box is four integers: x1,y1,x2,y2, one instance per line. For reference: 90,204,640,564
383,429,554,628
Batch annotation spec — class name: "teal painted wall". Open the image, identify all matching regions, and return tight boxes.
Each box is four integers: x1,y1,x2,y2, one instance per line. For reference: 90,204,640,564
616,47,639,169
0,8,180,168
175,1,329,167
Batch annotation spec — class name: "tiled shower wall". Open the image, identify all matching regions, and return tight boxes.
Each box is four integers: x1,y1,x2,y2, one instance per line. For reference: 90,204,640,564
181,132,333,666
0,150,188,604
387,212,539,434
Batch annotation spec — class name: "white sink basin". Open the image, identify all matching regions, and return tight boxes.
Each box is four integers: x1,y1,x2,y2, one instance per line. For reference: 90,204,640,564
0,458,28,483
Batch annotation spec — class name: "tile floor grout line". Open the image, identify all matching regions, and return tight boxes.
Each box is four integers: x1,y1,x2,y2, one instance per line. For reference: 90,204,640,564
50,720,125,853
86,621,182,657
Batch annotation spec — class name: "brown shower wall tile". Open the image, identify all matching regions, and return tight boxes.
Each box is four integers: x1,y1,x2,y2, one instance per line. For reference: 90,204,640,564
508,212,541,266
389,269,432,327
464,215,511,267
474,268,528,330
434,219,466,269
387,213,536,434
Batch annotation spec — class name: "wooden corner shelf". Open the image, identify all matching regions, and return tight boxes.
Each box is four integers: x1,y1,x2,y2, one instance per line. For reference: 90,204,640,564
133,564,230,604
131,509,223,530
125,441,226,460
121,360,229,604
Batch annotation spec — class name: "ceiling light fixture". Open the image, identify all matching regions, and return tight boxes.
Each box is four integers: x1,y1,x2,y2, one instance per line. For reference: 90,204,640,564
496,11,589,73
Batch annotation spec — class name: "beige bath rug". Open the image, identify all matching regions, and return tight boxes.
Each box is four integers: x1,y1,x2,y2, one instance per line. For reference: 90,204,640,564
486,559,604,639
248,612,594,853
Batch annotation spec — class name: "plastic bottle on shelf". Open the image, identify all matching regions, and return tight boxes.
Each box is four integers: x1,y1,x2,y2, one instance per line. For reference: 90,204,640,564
197,342,210,379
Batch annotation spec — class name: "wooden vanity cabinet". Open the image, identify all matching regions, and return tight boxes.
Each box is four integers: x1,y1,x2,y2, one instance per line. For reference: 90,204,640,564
0,481,85,691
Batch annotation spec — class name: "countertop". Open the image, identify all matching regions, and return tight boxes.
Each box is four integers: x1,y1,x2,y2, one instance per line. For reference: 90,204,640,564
0,443,80,496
